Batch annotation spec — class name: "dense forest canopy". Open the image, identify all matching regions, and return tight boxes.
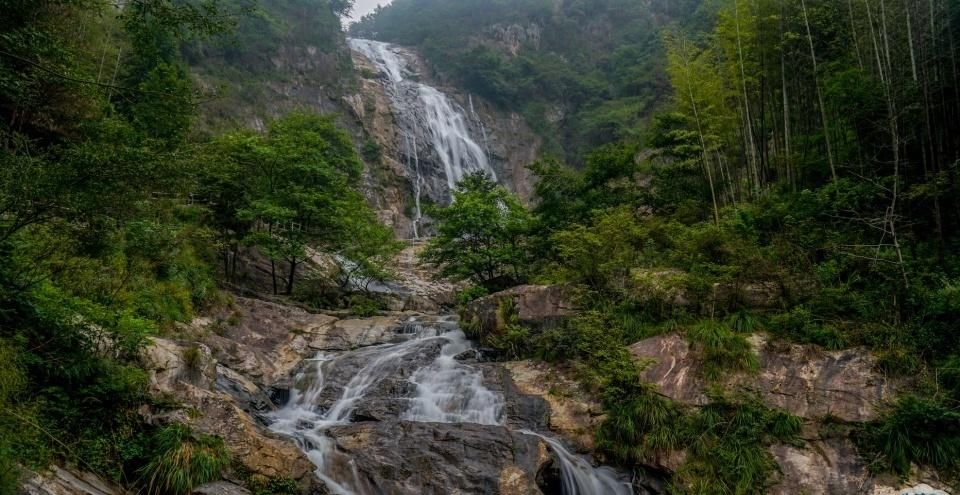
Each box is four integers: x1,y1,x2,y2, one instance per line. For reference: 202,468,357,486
0,1,394,493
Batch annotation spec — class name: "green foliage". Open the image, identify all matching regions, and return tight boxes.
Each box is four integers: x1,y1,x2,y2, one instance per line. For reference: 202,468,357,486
0,341,28,495
201,112,388,296
485,299,530,359
456,285,489,306
673,397,802,495
596,385,685,464
347,294,382,317
361,138,382,162
686,320,758,381
420,172,532,291
247,475,300,495
860,395,960,476
139,424,230,495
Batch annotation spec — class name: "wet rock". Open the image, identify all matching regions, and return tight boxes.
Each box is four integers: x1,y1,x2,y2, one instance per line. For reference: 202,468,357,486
504,361,600,451
462,285,576,340
215,364,276,420
308,315,408,351
324,421,548,495
142,338,322,492
348,41,540,239
21,466,125,495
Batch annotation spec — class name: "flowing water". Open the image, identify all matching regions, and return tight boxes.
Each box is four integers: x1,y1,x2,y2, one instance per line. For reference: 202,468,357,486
349,38,498,238
521,430,634,495
269,314,634,495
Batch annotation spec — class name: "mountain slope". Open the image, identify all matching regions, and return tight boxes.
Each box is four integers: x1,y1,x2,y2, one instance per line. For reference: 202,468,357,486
351,0,712,161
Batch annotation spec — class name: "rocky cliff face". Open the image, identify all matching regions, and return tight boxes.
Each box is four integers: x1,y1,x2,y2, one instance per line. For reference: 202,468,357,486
343,40,541,237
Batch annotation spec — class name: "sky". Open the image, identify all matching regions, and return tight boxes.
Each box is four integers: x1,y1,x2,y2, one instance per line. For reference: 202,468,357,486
346,0,393,24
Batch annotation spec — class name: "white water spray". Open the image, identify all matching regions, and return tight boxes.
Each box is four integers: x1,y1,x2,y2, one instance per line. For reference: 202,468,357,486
403,330,503,425
520,430,634,495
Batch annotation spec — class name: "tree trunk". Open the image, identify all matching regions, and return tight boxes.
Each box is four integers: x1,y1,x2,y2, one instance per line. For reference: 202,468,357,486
270,259,278,296
286,259,298,295
734,0,761,194
801,0,839,183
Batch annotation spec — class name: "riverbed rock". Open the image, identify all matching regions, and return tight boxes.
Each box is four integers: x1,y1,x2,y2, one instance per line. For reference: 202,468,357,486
199,296,338,387
308,314,407,351
324,421,548,495
505,360,601,451
462,285,576,339
20,466,125,495
142,337,321,491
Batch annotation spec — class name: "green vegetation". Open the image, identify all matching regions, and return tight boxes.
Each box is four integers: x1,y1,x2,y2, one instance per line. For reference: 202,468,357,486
420,172,532,292
140,424,231,495
418,0,960,489
0,0,396,491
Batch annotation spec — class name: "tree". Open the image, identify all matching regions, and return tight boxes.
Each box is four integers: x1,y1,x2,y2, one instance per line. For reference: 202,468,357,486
420,172,531,291
202,113,393,295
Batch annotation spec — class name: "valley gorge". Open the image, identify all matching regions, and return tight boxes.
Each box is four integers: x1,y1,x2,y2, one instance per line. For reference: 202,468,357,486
5,1,960,495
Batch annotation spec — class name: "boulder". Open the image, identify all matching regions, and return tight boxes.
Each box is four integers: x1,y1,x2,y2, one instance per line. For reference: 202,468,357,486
505,360,602,451
192,481,252,495
198,296,338,387
20,466,125,495
142,338,321,492
323,421,549,495
768,436,873,495
462,285,576,338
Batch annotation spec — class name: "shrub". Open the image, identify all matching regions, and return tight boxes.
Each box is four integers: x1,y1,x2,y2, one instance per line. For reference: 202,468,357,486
139,424,230,495
674,396,802,495
248,474,299,495
686,321,758,381
347,295,382,317
596,385,685,464
456,285,489,306
860,395,960,476
361,138,381,162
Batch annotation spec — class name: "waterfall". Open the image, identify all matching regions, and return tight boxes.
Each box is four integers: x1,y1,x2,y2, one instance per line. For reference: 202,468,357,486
402,329,504,425
349,38,498,213
520,430,634,495
403,132,423,238
468,94,493,161
270,314,631,495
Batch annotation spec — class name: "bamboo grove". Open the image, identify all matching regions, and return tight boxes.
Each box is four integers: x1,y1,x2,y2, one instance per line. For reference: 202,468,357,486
663,0,960,275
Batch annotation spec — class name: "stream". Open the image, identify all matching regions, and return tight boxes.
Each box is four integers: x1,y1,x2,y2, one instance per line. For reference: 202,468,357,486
268,314,633,495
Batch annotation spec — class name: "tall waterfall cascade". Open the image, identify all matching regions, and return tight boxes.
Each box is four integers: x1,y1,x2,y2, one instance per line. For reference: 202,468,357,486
349,38,499,238
268,315,632,495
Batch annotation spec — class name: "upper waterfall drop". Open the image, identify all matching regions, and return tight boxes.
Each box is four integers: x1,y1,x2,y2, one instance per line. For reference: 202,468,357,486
348,38,498,209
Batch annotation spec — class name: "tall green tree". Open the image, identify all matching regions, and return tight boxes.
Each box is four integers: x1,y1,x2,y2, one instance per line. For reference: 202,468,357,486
421,172,532,291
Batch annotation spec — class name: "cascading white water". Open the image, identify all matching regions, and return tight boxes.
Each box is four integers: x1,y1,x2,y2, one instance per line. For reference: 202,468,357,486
520,430,634,495
417,84,495,191
269,326,440,495
271,314,631,495
349,38,498,237
402,329,504,425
